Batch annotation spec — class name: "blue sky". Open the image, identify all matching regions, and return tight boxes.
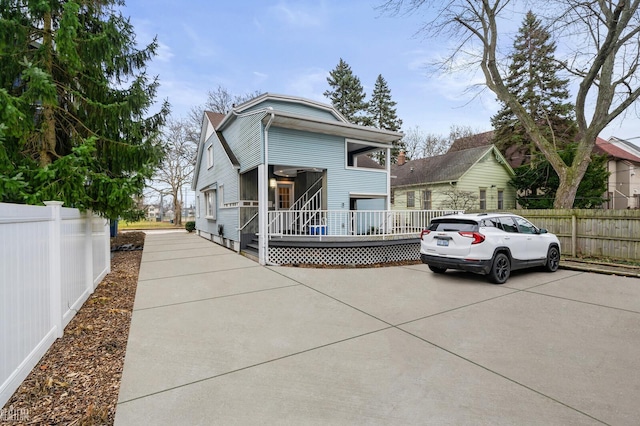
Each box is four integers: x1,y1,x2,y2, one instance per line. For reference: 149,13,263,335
122,0,640,143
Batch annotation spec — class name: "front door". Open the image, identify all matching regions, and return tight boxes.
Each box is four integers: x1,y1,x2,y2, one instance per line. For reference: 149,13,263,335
276,182,294,233
276,182,294,210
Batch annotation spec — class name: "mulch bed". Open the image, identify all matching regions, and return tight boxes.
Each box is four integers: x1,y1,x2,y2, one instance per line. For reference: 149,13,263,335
1,232,145,426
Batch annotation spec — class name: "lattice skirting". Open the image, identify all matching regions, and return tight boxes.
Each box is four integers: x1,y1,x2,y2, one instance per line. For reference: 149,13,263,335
268,242,420,266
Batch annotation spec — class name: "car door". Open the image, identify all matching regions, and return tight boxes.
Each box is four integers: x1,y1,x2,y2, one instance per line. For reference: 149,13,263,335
498,216,529,262
514,216,549,261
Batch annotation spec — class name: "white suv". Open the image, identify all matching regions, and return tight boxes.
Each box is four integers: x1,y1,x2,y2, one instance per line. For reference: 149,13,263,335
420,213,561,284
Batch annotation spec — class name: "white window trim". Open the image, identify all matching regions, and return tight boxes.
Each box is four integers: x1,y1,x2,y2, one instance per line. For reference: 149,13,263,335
206,144,214,169
204,189,216,220
344,139,390,173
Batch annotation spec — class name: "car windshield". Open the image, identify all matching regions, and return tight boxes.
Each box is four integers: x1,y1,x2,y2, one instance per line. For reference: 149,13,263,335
429,219,478,232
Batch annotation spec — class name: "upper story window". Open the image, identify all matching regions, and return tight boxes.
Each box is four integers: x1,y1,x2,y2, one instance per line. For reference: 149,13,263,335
207,144,213,169
479,189,487,210
407,191,415,208
422,190,432,209
497,190,504,210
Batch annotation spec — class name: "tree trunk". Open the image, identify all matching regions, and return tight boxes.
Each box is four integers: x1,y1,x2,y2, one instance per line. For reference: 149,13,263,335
553,149,592,209
172,191,182,226
40,11,56,167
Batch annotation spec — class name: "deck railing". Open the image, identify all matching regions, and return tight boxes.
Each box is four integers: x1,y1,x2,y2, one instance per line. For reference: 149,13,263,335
267,209,460,239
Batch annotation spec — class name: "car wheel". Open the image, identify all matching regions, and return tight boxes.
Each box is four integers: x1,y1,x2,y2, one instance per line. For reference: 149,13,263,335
429,265,447,274
544,246,560,272
489,253,510,284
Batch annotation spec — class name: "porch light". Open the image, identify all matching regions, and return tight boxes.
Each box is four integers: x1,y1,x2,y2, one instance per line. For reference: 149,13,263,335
269,178,277,188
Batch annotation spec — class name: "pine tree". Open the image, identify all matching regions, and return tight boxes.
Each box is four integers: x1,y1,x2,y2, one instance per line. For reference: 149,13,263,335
368,74,404,163
0,0,169,220
323,58,369,125
491,11,576,167
511,145,609,209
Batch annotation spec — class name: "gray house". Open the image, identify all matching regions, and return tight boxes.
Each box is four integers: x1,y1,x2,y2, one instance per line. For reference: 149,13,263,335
191,93,403,265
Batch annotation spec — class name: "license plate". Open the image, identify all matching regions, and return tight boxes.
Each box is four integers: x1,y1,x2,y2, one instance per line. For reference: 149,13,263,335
437,239,449,247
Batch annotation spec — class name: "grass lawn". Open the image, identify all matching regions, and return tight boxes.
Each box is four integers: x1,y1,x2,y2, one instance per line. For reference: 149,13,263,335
119,220,183,230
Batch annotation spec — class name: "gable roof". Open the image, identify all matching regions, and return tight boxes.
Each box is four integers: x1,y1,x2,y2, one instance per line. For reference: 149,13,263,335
447,130,532,168
595,137,640,163
191,111,240,190
391,145,512,187
217,93,402,144
448,130,495,152
205,111,225,128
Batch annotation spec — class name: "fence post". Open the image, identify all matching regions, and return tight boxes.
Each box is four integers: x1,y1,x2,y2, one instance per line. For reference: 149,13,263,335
104,217,111,275
85,210,94,293
571,213,577,258
44,201,64,338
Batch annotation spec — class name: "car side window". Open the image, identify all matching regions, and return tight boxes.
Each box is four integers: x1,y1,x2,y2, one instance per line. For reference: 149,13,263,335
486,218,503,230
515,217,537,234
499,217,518,233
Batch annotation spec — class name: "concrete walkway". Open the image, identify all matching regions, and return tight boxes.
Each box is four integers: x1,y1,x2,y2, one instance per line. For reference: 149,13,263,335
115,231,640,425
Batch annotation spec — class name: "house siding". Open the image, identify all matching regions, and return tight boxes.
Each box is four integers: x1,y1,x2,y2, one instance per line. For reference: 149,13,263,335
223,113,264,173
456,151,516,210
194,130,240,242
244,100,339,122
269,127,387,209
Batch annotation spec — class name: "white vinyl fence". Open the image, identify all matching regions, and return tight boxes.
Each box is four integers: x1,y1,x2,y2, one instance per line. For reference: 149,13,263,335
0,201,110,407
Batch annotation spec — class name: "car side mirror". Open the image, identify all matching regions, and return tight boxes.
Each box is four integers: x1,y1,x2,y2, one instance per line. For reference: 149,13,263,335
538,228,548,234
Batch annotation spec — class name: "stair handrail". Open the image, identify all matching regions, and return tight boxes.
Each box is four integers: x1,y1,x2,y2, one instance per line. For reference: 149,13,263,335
289,177,323,211
238,211,259,231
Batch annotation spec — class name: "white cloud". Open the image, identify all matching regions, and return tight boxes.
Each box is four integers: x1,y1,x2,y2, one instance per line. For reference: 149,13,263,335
155,41,174,62
268,1,325,28
284,68,329,102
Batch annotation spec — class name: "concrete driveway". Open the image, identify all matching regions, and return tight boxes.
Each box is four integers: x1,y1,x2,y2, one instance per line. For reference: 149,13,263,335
115,232,640,425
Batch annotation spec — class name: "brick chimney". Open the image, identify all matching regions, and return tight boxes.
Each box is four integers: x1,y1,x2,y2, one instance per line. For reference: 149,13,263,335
397,150,406,166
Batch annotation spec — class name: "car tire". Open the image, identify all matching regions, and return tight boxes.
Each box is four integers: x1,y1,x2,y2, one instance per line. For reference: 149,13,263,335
544,246,560,272
429,265,447,274
489,252,510,284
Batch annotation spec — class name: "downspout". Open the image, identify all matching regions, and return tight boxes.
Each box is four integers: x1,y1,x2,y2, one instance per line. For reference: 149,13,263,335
386,146,391,236
386,146,391,211
259,108,275,265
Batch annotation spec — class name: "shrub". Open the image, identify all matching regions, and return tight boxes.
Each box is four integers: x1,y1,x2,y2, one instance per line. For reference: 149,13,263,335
185,221,196,233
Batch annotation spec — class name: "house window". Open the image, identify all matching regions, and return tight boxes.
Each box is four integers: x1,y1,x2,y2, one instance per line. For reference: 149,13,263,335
479,189,487,210
497,190,504,210
218,185,224,208
390,190,395,205
422,190,432,210
207,145,213,168
204,190,216,219
196,195,200,218
407,191,415,208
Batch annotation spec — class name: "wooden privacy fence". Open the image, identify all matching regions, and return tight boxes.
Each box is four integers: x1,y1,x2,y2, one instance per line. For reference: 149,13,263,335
514,209,640,261
0,202,110,407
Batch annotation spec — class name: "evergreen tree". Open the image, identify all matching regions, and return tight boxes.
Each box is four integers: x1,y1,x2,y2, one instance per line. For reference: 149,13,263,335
323,58,369,125
491,11,576,166
368,74,404,163
511,146,609,209
0,0,169,220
